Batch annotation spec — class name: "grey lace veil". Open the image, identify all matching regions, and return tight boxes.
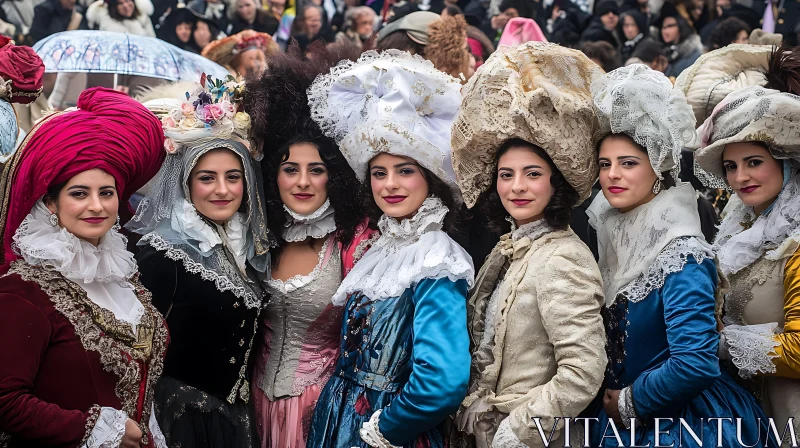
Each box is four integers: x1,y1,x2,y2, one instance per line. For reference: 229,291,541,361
126,138,273,308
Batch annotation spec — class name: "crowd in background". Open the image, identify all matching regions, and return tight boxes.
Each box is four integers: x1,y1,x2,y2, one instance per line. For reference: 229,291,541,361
1,0,797,88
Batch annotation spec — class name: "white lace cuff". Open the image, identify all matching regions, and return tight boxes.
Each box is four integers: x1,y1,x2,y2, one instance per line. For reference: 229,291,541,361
618,386,639,429
718,334,730,360
721,323,780,378
492,417,528,448
359,410,400,448
149,404,167,448
80,407,127,448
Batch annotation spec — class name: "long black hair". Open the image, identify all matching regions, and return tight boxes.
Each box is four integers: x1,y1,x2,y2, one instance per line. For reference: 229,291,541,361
245,43,366,265
481,138,579,233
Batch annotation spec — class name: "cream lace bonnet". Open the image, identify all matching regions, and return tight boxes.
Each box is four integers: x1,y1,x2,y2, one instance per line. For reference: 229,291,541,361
592,64,696,180
451,42,602,207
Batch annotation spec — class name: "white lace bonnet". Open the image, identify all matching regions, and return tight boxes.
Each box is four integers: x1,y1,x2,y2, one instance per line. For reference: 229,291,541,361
693,85,800,188
307,49,462,184
451,42,602,207
592,64,696,180
674,44,771,125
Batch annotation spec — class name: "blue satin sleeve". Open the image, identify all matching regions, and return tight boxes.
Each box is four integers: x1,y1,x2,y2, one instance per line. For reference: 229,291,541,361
379,277,471,445
632,257,721,417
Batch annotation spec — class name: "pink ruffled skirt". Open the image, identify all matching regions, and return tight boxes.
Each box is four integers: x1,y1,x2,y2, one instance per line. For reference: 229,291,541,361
253,384,323,448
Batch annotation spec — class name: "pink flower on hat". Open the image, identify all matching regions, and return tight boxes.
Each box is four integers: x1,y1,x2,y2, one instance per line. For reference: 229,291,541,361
204,103,225,122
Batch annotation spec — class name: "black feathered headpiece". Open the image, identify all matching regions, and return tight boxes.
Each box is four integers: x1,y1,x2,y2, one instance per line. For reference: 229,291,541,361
765,43,800,96
243,42,367,259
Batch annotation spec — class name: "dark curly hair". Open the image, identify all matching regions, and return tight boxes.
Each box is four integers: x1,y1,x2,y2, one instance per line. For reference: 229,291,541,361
363,162,464,239
481,139,579,233
244,43,368,265
708,17,751,50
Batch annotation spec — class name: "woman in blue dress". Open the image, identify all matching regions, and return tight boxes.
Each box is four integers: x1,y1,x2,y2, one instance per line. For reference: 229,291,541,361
305,50,475,448
586,64,774,447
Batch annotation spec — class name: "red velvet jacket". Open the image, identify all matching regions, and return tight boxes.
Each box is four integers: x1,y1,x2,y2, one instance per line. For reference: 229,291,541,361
0,261,168,448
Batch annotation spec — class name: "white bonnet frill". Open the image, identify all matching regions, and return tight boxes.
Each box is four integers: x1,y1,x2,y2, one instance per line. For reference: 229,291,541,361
307,50,462,184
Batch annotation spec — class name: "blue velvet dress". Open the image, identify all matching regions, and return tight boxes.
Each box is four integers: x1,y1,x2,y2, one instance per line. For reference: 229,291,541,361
307,277,471,447
593,257,775,447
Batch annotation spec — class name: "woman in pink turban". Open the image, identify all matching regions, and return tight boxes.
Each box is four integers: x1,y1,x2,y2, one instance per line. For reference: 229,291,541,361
0,87,168,448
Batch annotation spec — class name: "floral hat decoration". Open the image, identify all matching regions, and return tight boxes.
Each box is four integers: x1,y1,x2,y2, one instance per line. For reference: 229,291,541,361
161,73,258,159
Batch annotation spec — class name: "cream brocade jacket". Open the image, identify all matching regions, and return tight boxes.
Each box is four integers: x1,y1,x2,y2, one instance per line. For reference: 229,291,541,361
456,226,607,448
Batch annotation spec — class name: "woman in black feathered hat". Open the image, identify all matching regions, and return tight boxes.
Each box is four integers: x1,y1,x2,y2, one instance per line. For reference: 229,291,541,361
243,44,376,448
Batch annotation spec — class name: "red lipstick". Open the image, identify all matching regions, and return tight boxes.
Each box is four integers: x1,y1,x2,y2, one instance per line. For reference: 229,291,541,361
383,196,407,204
81,217,106,224
608,186,628,194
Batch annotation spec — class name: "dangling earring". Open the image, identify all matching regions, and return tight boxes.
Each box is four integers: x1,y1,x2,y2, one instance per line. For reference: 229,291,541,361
112,216,121,232
49,213,59,227
652,179,662,195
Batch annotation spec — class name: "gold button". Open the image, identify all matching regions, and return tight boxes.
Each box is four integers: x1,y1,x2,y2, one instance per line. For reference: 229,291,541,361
239,339,245,346
233,302,240,308
778,18,784,24
229,357,236,364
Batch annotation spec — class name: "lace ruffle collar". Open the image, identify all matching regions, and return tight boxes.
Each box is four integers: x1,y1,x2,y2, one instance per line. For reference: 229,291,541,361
587,183,713,306
331,196,474,305
377,196,449,241
170,199,247,266
508,217,554,242
282,199,337,242
12,201,137,284
715,174,800,275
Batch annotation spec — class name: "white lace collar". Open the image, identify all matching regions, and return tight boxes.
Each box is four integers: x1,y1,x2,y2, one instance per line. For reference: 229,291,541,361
377,196,449,242
587,182,713,306
715,174,800,275
170,199,248,268
331,196,474,305
508,217,554,242
12,201,137,284
282,199,337,242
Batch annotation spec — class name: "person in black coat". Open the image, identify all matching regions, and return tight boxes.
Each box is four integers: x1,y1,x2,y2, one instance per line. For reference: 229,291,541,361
546,0,591,47
227,0,278,35
580,0,622,50
157,6,197,50
293,4,335,49
619,9,654,64
187,0,228,36
750,0,799,45
28,0,86,43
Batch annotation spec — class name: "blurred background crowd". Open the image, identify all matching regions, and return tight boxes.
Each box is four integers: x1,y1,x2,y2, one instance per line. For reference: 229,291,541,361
1,0,796,114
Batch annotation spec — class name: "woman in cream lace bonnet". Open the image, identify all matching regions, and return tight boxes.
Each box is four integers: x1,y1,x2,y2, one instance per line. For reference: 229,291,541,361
449,41,608,448
586,63,773,447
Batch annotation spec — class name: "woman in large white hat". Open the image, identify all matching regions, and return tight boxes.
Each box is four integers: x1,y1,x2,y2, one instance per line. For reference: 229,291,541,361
305,50,475,448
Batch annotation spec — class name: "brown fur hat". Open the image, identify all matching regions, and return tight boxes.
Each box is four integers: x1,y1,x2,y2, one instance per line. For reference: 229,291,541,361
425,15,470,81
